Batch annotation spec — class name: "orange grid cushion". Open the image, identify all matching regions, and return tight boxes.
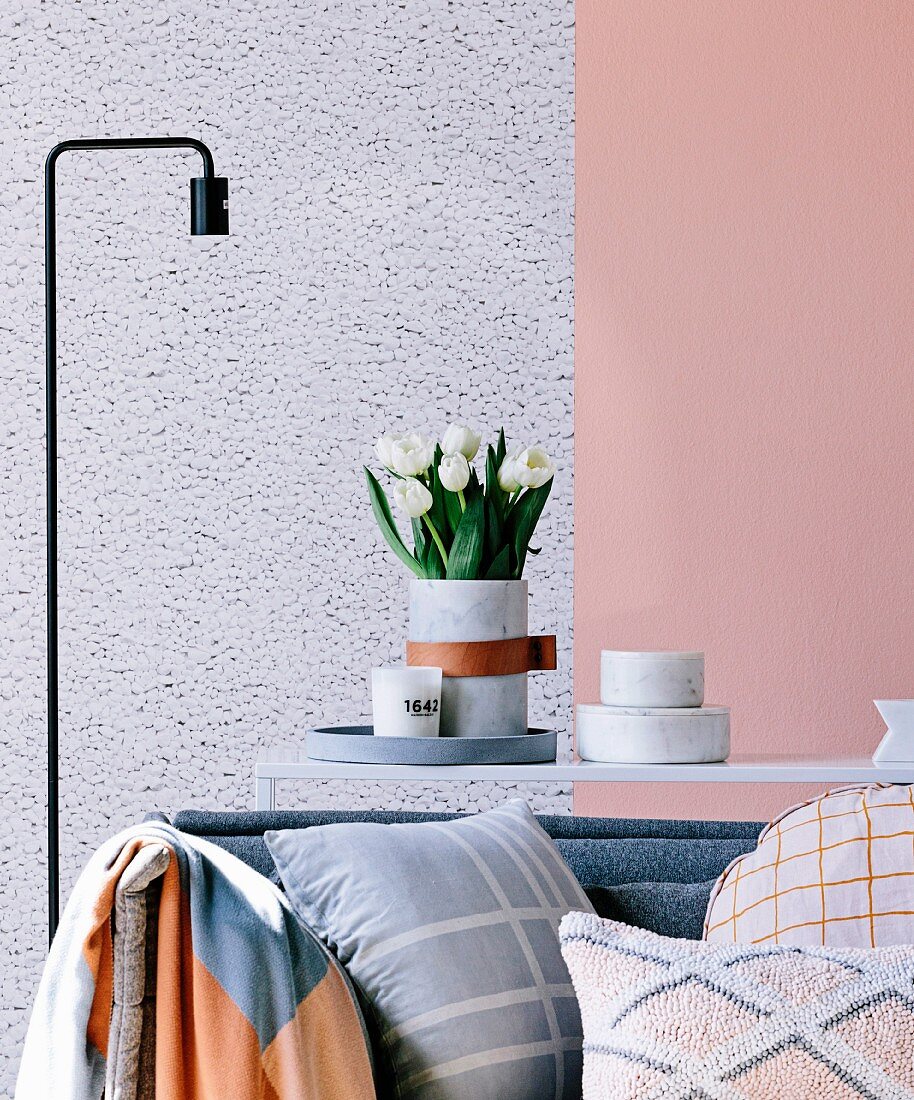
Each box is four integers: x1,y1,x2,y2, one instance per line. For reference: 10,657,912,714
705,783,914,948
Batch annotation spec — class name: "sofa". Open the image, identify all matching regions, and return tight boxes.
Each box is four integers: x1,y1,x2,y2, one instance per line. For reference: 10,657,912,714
28,793,914,1099
161,810,762,941
164,808,759,944
107,807,758,1097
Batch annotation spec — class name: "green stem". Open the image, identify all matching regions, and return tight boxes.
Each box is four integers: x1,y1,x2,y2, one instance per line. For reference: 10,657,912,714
423,515,449,567
457,489,466,513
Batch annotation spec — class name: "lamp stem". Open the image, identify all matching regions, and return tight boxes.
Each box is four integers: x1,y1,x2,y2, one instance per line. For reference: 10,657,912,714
45,137,222,945
45,153,59,948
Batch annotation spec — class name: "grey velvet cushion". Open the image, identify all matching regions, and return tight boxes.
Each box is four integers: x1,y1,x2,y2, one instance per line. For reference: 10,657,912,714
585,880,716,940
172,810,757,890
554,836,754,888
266,799,594,1100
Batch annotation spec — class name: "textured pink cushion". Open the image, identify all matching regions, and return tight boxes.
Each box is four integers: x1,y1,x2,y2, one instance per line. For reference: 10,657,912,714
560,910,914,1100
705,783,914,948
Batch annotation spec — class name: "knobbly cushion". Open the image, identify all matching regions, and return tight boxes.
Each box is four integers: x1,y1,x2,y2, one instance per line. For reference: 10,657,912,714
560,910,914,1100
705,783,914,947
267,800,594,1100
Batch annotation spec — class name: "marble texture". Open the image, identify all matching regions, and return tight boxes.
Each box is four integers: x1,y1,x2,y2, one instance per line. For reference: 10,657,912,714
0,2,574,1090
409,580,528,642
600,650,704,708
409,580,529,737
576,703,730,764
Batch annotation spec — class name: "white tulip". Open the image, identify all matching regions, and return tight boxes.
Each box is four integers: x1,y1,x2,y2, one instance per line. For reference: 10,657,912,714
375,434,398,469
441,423,481,461
497,448,523,492
393,477,433,518
438,452,470,492
513,446,556,489
387,432,435,477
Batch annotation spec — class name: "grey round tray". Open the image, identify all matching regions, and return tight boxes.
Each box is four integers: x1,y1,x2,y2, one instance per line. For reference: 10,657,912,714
307,726,557,765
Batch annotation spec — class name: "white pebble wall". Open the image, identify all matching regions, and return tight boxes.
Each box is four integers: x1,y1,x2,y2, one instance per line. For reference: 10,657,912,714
0,0,574,1089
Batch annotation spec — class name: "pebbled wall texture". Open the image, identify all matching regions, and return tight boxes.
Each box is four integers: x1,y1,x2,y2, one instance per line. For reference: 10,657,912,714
0,0,573,1088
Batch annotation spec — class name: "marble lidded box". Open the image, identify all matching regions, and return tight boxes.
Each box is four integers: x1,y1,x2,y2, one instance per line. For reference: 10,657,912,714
601,650,704,709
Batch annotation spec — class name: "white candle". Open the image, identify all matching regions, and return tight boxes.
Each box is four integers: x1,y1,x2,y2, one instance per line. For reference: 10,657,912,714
372,666,443,737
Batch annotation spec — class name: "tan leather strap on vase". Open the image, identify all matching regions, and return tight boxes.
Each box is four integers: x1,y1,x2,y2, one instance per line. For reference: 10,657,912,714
406,636,557,678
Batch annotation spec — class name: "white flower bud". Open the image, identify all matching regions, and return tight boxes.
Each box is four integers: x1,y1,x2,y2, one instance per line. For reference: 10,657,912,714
441,424,481,461
387,432,435,477
375,434,398,469
393,477,433,518
438,452,470,492
497,448,523,493
513,446,556,488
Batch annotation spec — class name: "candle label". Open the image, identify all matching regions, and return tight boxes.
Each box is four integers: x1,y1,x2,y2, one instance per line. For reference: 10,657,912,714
405,698,440,715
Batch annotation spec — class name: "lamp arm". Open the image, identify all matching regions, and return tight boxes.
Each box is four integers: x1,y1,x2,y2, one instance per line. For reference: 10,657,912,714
45,136,216,178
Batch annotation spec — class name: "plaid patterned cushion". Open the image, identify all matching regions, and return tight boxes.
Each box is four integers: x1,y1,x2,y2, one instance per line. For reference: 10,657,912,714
267,800,593,1099
560,911,914,1099
705,783,914,947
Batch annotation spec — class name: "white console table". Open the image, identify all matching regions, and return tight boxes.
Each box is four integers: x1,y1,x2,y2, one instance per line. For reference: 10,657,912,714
254,746,914,811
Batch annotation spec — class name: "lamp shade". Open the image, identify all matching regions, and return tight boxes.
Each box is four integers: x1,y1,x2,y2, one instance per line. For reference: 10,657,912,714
190,176,229,235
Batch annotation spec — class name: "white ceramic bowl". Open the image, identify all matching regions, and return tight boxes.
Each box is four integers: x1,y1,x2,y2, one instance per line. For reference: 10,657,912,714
601,650,704,708
576,702,729,764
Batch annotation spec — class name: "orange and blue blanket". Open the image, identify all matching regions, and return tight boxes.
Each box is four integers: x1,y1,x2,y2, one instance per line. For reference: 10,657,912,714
17,822,376,1099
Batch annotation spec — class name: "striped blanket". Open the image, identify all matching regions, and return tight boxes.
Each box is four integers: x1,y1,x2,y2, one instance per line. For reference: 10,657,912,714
17,822,376,1099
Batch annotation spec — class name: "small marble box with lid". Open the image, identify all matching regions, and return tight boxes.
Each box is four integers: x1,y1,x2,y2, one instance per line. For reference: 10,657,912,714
579,649,729,764
601,650,704,709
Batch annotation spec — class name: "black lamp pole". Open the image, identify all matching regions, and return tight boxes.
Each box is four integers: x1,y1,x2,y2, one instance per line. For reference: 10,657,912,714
46,137,229,944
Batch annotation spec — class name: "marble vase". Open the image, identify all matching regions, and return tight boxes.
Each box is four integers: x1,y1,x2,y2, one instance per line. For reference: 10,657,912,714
408,579,528,737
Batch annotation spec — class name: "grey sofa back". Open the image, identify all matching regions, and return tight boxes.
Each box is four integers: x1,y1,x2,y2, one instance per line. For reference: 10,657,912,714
165,809,763,940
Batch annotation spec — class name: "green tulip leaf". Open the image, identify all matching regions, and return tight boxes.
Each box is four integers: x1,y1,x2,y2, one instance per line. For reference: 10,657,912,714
442,482,463,536
485,445,507,520
446,491,485,580
484,545,512,580
427,445,453,541
422,533,446,578
365,468,425,578
506,478,553,577
484,496,503,566
412,516,427,557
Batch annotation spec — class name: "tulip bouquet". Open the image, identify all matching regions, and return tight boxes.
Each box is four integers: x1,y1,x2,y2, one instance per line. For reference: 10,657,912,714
364,425,556,580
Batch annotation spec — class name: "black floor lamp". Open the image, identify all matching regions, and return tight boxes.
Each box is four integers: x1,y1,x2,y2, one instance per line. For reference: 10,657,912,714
45,137,230,944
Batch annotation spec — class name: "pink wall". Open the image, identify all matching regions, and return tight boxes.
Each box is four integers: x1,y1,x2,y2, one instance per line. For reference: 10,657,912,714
574,0,914,820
